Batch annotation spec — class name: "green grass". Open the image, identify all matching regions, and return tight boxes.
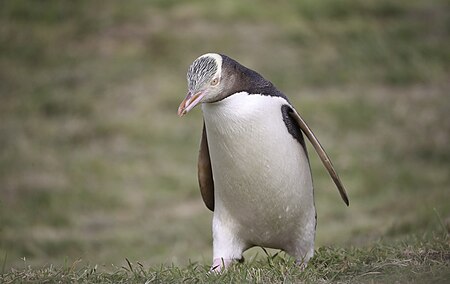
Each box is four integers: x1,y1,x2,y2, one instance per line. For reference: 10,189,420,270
1,234,448,283
0,0,449,282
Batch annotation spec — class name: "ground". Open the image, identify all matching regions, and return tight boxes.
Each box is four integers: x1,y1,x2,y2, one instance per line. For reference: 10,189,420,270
0,0,449,282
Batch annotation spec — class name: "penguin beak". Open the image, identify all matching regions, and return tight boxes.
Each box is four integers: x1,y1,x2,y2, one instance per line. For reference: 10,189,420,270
178,91,205,117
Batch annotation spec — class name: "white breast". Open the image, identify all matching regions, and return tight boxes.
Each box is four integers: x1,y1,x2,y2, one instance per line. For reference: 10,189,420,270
202,92,315,248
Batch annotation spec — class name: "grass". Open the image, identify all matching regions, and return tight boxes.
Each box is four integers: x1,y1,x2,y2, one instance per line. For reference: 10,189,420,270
1,234,448,283
0,0,449,282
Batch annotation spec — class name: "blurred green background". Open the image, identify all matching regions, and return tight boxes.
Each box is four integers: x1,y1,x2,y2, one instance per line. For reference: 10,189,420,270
0,0,449,270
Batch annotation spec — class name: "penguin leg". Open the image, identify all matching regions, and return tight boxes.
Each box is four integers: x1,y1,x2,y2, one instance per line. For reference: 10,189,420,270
287,240,314,270
286,217,316,270
211,215,246,272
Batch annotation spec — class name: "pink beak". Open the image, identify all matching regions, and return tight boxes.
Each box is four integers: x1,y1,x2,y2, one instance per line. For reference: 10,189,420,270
177,91,205,117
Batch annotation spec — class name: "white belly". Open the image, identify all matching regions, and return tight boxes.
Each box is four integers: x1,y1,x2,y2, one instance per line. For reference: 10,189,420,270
202,92,315,248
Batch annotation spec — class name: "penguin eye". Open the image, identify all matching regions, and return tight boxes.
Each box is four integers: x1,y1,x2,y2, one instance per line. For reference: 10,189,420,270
211,78,219,86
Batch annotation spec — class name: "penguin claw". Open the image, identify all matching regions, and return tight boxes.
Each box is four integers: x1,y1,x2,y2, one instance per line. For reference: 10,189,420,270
295,259,308,271
210,258,233,273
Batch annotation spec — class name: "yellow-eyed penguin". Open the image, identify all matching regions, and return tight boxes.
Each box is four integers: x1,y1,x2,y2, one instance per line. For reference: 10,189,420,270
177,53,349,271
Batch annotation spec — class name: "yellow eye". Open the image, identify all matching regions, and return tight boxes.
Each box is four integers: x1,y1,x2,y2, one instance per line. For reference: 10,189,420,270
211,78,219,86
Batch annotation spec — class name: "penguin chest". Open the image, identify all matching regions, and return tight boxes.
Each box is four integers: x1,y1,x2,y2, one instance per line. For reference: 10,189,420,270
202,93,314,243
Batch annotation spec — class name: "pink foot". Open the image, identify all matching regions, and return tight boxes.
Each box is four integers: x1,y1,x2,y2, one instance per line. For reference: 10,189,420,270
210,258,233,272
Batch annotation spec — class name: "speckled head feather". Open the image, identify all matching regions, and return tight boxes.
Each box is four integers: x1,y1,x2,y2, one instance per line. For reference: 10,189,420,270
187,53,222,92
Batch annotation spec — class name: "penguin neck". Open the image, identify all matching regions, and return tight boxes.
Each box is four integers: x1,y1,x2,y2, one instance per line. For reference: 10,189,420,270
220,56,288,101
202,92,288,138
202,92,254,133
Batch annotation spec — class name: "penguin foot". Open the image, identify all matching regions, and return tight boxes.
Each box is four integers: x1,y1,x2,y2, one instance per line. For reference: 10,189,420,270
295,259,308,271
210,258,234,272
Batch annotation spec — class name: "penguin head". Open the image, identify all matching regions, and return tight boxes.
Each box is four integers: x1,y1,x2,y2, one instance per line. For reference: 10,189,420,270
178,53,233,116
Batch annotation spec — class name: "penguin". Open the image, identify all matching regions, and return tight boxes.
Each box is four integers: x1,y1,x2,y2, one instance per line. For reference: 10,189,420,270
177,53,349,271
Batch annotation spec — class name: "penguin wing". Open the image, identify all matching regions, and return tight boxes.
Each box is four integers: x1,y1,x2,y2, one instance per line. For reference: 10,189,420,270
198,122,215,211
288,107,350,206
